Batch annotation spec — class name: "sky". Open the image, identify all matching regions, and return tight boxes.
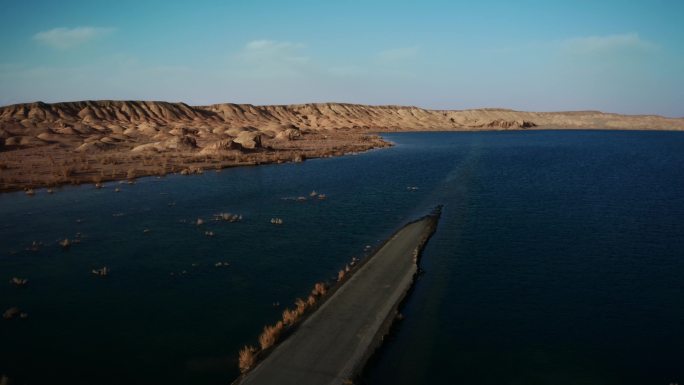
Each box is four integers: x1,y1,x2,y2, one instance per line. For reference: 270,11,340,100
1,0,682,116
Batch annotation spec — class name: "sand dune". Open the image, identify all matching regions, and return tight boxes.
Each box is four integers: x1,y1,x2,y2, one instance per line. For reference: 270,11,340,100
1,100,682,192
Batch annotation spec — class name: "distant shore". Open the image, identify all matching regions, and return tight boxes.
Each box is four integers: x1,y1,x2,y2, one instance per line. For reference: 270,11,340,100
0,129,390,193
1,100,683,193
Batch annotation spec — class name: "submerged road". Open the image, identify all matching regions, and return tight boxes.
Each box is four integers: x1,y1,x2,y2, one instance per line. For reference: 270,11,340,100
237,209,440,385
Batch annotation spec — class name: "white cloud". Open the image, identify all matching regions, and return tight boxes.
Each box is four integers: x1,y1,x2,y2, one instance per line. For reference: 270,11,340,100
33,27,115,49
239,39,309,64
230,39,312,79
228,40,422,80
562,33,657,54
376,46,419,62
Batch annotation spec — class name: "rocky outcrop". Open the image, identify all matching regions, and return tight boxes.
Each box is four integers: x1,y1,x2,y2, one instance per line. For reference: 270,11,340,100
75,141,114,152
274,129,299,141
233,131,263,150
483,119,537,129
199,139,242,154
272,124,302,141
131,135,197,152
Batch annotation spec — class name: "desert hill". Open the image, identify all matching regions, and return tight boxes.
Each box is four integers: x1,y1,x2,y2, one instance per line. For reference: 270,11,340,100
3,101,683,141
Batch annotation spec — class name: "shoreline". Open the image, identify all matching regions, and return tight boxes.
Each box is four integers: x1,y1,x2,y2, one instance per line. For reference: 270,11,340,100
0,131,391,194
4,127,684,195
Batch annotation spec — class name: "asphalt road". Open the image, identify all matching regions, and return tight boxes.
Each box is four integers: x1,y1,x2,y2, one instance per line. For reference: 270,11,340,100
237,214,438,385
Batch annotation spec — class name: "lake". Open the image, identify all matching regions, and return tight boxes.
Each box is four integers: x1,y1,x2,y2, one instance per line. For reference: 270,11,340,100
1,131,683,385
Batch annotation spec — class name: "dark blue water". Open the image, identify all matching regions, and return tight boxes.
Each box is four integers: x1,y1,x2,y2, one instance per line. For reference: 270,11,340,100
1,131,683,385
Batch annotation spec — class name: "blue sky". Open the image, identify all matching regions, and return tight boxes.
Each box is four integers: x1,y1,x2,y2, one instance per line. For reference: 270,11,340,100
1,0,682,116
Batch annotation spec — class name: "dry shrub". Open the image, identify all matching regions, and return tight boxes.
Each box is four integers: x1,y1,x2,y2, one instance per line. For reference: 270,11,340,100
306,295,317,307
337,269,346,282
311,282,327,297
258,321,284,350
282,308,299,326
238,345,257,373
294,298,308,314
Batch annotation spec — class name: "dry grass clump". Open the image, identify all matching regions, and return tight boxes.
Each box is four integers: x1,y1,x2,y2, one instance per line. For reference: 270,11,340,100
258,321,284,350
282,307,300,326
294,298,308,313
312,282,327,296
337,264,353,282
238,345,258,373
237,280,337,373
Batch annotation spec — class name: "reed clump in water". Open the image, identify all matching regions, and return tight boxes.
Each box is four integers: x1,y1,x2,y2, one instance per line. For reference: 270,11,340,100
238,345,258,373
281,308,300,326
312,282,327,296
294,298,308,314
9,277,28,287
59,238,71,249
258,321,284,350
